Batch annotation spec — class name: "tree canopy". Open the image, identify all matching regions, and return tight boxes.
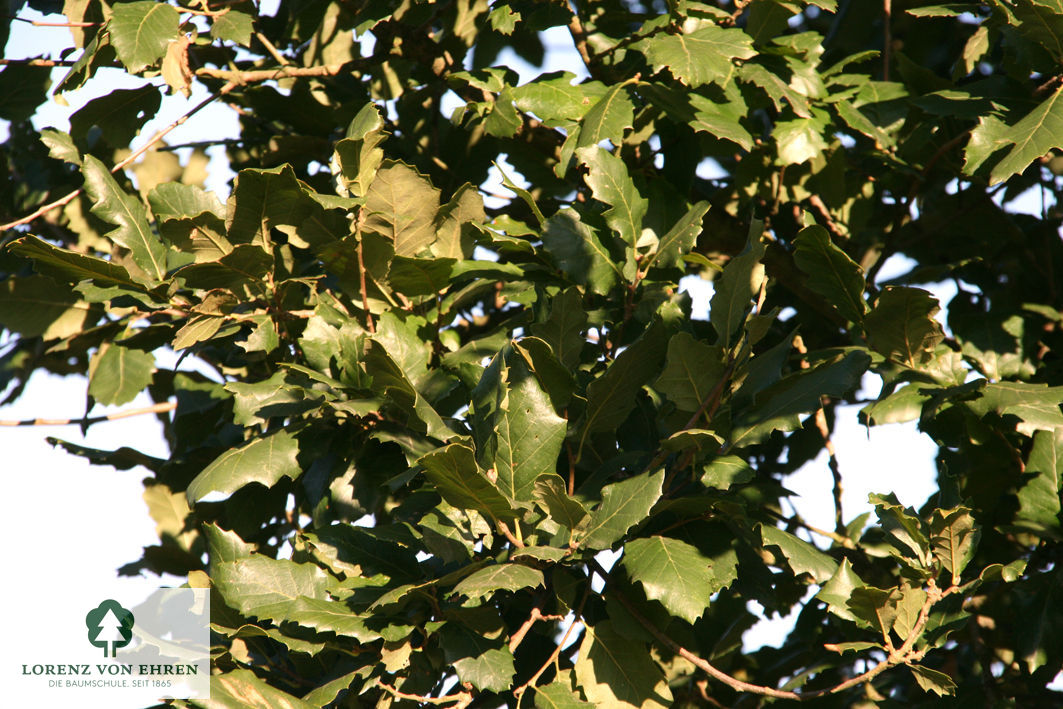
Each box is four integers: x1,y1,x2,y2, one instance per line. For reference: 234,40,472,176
2,0,1063,706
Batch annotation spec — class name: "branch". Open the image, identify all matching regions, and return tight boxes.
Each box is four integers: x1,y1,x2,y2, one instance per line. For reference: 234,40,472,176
0,58,79,66
376,680,473,708
0,401,176,427
1,84,233,234
601,554,959,701
195,63,349,84
566,6,594,69
512,586,589,702
508,606,566,652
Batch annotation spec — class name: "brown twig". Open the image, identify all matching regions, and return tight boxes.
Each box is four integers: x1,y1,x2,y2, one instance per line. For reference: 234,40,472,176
195,64,348,84
566,6,594,69
376,680,473,707
1,84,234,233
598,554,959,701
354,210,376,334
255,31,291,66
883,0,892,81
508,606,566,652
496,520,525,548
512,586,589,703
0,401,176,427
0,58,78,66
7,16,97,27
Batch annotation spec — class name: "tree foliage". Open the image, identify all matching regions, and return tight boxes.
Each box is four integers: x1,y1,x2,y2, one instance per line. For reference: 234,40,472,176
2,0,1063,705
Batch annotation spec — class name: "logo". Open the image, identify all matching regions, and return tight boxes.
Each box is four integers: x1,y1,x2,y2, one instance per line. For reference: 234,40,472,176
85,599,135,657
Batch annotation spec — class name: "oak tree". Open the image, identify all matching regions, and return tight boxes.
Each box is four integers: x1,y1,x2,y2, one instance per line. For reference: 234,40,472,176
2,0,1063,705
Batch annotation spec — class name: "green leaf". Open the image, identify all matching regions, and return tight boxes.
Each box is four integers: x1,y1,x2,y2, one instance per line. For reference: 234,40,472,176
187,429,302,503
7,235,142,288
333,102,388,199
1006,0,1063,61
576,82,635,148
488,4,520,34
87,342,154,406
576,146,648,248
655,332,727,412
530,287,587,369
83,154,168,282
574,621,672,709
225,164,314,246
212,556,328,622
816,558,867,623
225,372,324,427
774,111,830,165
645,200,710,271
533,474,590,530
210,9,254,46
69,85,161,150
638,26,755,87
580,322,668,444
730,349,870,447
869,492,932,566
965,86,1063,186
108,1,180,72
512,71,607,126
760,525,838,583
534,681,594,708
847,586,901,640
740,62,812,118
700,455,754,489
967,381,1063,434
455,647,516,693
285,597,379,642
864,287,944,367
541,209,622,295
622,535,716,623
908,664,957,697
172,314,225,351
1017,429,1062,529
485,354,568,505
210,669,317,709
451,563,544,599
792,224,867,323
930,506,980,585
578,469,664,550
363,160,441,257
0,275,90,339
419,443,516,520
710,218,765,348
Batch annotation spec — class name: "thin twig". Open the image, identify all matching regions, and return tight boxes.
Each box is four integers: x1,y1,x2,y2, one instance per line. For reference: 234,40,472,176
566,6,594,69
1,84,234,233
0,58,78,66
354,210,376,334
0,401,176,427
6,16,97,27
513,586,589,702
195,64,347,84
376,680,473,707
883,0,892,81
508,606,565,652
255,31,291,66
496,520,525,548
598,554,959,701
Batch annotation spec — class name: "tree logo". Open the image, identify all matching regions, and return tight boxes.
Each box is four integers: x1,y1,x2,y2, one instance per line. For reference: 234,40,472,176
85,599,135,657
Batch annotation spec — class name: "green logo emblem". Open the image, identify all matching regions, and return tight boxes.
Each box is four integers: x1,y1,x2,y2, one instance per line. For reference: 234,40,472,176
85,599,135,657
